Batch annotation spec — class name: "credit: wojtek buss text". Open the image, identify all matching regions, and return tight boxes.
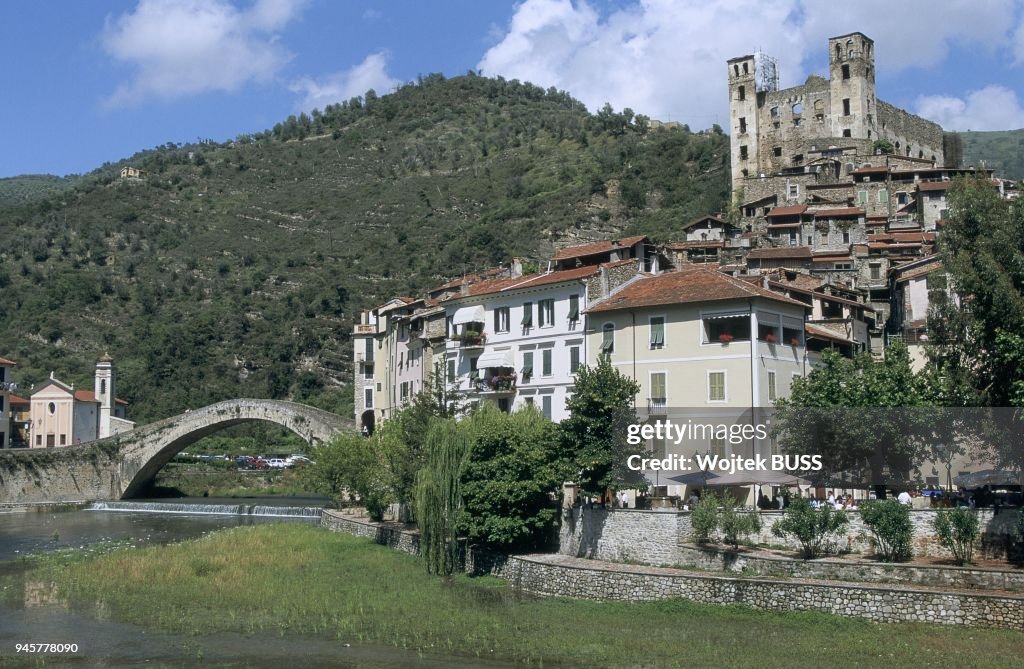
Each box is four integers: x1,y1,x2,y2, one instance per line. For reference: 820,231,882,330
626,419,769,446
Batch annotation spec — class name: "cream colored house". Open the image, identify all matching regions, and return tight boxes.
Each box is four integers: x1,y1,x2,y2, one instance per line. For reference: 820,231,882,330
586,267,812,500
29,356,132,448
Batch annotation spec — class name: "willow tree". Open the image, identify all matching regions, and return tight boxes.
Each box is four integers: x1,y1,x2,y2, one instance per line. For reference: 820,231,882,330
414,419,471,576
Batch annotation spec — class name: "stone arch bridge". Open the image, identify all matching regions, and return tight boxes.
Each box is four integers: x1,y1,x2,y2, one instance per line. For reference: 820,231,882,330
0,399,350,504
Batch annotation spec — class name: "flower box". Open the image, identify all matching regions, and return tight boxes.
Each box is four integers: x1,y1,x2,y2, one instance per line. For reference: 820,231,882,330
764,333,777,343
718,333,734,343
789,337,802,346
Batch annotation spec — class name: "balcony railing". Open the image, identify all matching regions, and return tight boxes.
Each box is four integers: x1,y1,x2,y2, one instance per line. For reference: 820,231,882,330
451,331,487,348
648,397,667,413
353,324,376,334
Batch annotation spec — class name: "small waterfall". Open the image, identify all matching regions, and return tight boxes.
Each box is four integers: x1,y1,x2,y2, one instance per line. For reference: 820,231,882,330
88,501,322,518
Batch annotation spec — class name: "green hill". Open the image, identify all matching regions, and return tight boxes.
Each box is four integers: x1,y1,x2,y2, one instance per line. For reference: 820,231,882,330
0,174,81,208
958,129,1024,180
0,74,730,425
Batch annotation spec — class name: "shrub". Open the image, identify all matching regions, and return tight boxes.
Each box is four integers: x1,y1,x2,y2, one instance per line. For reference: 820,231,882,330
933,508,980,565
690,492,720,543
719,501,762,549
771,497,849,558
859,499,913,561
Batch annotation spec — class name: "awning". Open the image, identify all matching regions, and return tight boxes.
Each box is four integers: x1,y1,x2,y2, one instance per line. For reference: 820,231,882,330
705,471,811,487
476,350,514,368
703,312,748,320
452,305,485,325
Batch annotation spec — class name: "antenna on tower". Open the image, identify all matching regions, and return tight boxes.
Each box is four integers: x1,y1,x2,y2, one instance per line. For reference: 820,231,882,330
755,50,778,93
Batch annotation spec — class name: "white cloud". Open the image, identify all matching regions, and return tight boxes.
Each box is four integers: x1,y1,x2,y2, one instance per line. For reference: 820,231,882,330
1013,13,1024,65
289,52,400,112
916,85,1024,131
478,0,1024,129
102,0,305,107
478,0,805,128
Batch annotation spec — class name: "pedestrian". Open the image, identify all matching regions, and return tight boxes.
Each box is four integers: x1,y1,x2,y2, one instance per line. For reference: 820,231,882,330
897,490,912,506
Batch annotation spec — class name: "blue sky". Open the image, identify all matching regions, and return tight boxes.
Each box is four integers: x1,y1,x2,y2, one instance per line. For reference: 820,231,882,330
2,0,1023,178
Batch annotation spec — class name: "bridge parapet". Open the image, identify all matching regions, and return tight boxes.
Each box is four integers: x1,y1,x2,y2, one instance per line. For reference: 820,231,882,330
0,399,351,503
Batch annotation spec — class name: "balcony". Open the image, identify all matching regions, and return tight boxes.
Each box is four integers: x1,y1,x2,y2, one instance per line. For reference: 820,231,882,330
647,397,667,414
476,374,517,396
353,324,376,334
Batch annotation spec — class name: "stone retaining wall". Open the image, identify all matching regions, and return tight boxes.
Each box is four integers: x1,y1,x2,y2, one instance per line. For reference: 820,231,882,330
320,510,1024,630
673,544,1024,592
560,506,1020,562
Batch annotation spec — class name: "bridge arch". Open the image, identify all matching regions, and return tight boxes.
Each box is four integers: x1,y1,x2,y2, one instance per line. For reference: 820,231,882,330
0,399,350,504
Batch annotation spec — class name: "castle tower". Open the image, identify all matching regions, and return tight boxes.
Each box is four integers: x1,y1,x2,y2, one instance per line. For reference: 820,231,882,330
727,54,759,195
95,353,114,439
828,32,876,142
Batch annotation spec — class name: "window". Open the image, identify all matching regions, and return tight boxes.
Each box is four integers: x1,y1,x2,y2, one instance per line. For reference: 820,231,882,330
842,64,850,80
857,190,868,204
773,146,782,157
787,183,799,200
521,302,533,328
737,85,745,101
843,231,850,244
568,294,580,322
364,337,374,362
708,372,726,402
60,434,66,446
469,356,479,381
601,324,615,355
742,62,748,74
363,363,374,380
897,191,909,205
842,98,851,116
36,435,42,446
569,346,580,374
842,129,851,138
542,349,553,377
834,262,853,270
870,263,882,280
739,145,748,160
710,436,727,457
521,352,534,382
770,106,779,119
767,370,777,402
400,382,409,400
758,314,781,343
538,299,555,327
494,306,510,333
878,189,888,203
649,316,665,349
100,380,106,395
703,314,750,343
792,102,802,115
524,397,535,407
542,395,552,420
48,402,56,415
738,117,747,134
447,360,456,383
650,372,667,406
445,317,454,339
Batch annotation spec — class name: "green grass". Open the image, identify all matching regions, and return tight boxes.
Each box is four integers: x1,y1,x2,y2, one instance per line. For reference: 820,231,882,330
25,524,1023,668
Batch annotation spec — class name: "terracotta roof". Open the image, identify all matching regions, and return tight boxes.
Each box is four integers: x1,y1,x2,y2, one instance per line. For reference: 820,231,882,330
917,181,950,192
552,235,647,261
747,247,813,260
431,266,508,293
72,390,129,405
812,207,864,218
445,264,613,300
0,356,15,366
586,267,809,313
866,214,888,220
805,323,856,344
766,205,808,217
679,215,728,230
763,269,824,291
9,394,28,407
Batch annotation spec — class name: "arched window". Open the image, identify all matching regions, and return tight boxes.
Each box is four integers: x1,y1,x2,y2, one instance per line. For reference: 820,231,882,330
792,102,802,115
48,402,56,415
100,380,106,395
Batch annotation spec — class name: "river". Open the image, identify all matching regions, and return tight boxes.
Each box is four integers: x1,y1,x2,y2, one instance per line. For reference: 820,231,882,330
0,500,517,668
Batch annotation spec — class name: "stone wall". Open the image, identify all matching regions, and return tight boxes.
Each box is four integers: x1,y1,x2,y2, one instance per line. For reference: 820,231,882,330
877,100,944,164
559,507,1021,562
320,509,1024,630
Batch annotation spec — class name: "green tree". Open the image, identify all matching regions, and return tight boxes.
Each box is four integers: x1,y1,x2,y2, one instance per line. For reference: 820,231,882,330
560,357,645,495
414,419,471,576
933,507,980,565
459,405,566,551
859,499,913,561
772,344,930,495
771,497,849,558
302,433,393,520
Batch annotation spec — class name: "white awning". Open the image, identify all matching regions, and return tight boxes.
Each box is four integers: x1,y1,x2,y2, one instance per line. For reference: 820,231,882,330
703,312,748,320
452,305,485,325
476,350,514,368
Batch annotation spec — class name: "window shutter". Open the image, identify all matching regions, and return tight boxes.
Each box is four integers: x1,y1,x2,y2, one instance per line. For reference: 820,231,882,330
601,325,614,353
651,318,665,346
568,294,580,320
651,373,666,399
521,352,534,378
521,303,533,327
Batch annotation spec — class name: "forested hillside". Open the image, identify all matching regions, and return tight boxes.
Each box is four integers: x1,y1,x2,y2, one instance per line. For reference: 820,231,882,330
0,174,81,208
0,74,730,424
959,129,1024,180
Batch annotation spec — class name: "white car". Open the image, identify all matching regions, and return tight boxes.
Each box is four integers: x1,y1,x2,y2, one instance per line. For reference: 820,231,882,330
266,458,288,469
286,455,312,467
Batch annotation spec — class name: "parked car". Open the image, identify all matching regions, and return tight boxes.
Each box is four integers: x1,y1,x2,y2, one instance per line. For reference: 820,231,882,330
266,458,288,469
249,457,270,469
286,455,312,467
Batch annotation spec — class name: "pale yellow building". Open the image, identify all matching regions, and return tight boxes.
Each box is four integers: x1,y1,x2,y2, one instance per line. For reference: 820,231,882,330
29,356,132,448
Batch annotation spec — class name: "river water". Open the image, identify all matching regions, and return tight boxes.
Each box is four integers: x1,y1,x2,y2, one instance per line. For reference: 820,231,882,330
0,500,517,668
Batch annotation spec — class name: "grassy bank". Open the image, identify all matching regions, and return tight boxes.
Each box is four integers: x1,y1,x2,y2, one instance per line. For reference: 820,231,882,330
143,462,314,498
29,525,1022,668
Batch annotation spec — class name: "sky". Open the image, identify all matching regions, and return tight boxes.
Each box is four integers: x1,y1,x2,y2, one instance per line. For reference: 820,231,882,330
2,0,1023,178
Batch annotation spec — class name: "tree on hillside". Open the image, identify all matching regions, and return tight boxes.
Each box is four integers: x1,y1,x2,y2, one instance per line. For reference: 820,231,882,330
560,357,646,495
772,344,931,496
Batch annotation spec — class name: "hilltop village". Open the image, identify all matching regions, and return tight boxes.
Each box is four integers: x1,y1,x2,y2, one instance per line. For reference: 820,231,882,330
352,32,1017,453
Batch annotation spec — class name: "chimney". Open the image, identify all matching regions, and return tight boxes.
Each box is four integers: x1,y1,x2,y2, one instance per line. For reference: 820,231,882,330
610,239,621,262
511,257,523,278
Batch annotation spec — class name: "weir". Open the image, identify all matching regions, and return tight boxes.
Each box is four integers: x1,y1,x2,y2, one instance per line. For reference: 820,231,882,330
89,501,323,519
